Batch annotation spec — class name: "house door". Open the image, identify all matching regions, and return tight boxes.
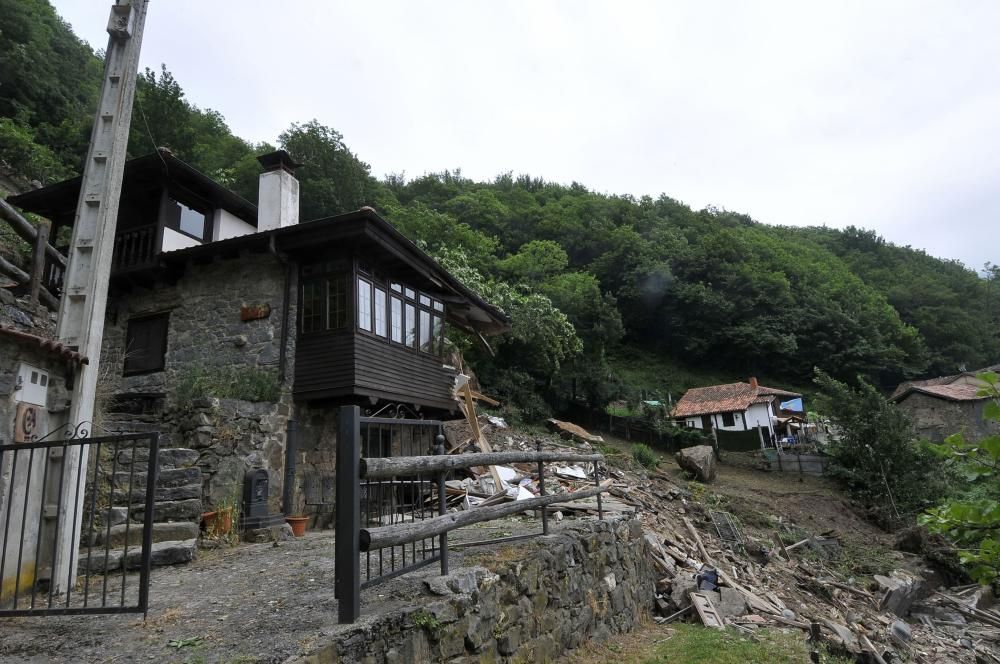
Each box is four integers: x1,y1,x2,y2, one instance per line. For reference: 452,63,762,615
701,415,712,429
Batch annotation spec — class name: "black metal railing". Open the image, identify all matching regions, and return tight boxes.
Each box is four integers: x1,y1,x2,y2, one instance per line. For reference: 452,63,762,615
335,405,606,624
334,409,445,619
0,432,159,617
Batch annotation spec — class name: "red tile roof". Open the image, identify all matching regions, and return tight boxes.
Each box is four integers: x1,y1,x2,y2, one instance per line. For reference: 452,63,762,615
894,383,986,403
890,364,1000,400
672,382,802,418
0,325,88,365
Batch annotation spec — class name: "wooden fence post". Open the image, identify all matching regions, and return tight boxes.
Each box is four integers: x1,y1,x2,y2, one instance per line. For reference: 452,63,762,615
28,219,50,306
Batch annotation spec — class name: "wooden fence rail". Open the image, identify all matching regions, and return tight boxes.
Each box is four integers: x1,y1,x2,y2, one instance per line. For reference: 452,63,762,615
360,451,602,479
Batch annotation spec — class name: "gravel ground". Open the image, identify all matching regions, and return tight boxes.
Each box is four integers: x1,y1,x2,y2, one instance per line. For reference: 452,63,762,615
0,518,544,664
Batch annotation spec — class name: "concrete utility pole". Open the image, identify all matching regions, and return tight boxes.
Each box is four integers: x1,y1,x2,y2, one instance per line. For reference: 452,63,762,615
48,0,149,593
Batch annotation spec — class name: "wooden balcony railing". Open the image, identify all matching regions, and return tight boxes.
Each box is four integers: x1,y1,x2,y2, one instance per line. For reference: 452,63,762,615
112,224,160,271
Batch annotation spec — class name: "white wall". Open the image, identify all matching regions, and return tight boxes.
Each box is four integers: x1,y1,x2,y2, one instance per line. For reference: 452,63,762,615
161,227,201,253
212,209,256,241
746,401,776,438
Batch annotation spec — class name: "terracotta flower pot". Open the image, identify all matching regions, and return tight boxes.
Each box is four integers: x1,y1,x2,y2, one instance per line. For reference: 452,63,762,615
202,508,233,535
285,515,308,537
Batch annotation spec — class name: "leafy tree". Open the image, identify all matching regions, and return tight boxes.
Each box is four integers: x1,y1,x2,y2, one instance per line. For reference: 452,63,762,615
814,369,950,528
279,120,374,219
921,372,1000,583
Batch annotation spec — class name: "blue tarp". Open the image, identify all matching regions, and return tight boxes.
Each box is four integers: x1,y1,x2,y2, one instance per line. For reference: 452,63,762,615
780,397,804,412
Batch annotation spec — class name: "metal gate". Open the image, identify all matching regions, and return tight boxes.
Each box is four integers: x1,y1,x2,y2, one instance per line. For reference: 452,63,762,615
0,431,159,616
335,406,446,622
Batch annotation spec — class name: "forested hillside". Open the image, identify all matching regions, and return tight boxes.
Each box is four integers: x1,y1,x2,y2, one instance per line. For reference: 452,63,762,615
3,0,998,420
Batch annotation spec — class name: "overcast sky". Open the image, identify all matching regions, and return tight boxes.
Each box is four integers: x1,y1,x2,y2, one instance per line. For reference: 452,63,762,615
52,1,999,271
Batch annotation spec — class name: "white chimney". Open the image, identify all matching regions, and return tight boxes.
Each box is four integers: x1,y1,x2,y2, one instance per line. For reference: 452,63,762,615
256,150,301,231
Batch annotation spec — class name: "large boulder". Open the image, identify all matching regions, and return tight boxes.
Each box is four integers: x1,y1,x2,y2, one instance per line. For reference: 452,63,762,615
675,445,717,482
545,419,604,445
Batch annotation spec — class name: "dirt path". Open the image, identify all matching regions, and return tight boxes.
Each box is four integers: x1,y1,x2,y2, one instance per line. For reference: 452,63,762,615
0,517,541,664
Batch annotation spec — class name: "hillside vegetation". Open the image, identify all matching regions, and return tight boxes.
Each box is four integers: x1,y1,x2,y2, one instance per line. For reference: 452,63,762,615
3,0,998,419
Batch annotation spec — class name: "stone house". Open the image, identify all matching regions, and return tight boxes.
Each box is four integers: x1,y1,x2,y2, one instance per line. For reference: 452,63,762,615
0,293,81,598
890,366,1000,442
6,148,509,523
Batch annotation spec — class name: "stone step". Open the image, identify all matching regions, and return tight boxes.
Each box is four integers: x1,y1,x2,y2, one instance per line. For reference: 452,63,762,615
116,447,199,470
131,498,203,522
92,521,199,548
77,539,197,573
112,466,202,503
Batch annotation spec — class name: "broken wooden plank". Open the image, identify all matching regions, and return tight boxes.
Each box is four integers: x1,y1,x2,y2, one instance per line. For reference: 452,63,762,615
683,517,713,565
690,592,725,629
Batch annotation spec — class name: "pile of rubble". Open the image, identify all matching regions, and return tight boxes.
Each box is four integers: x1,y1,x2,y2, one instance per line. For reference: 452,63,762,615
444,415,1000,663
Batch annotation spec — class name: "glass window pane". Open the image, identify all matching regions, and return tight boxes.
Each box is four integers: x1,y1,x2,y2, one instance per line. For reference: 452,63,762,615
168,197,206,240
419,309,432,352
302,281,323,333
328,275,347,329
432,315,444,355
405,303,416,347
374,287,387,337
433,300,444,312
357,278,372,331
404,287,415,300
419,294,431,307
390,282,402,293
390,296,403,343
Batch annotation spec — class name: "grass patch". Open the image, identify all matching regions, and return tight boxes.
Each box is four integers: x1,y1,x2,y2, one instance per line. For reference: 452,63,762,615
641,624,848,664
564,622,852,664
633,443,658,469
175,365,280,408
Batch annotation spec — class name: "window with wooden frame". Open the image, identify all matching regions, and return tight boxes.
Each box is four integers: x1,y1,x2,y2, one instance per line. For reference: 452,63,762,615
300,273,348,334
123,313,169,375
721,412,735,427
355,273,446,356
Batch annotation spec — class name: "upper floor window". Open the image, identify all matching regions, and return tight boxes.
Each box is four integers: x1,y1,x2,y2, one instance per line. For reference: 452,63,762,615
355,272,446,356
163,196,210,242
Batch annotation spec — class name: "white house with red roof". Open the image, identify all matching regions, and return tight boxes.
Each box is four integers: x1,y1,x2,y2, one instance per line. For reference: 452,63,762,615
672,377,802,441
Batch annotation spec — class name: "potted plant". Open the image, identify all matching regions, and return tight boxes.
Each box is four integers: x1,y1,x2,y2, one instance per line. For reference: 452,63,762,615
203,483,240,540
285,515,309,537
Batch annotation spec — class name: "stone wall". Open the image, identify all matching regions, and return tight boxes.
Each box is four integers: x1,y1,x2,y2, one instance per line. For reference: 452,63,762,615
897,392,1000,442
100,254,295,402
291,517,655,663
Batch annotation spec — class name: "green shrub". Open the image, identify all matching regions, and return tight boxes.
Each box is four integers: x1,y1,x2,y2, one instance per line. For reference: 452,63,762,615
175,365,280,409
632,443,658,469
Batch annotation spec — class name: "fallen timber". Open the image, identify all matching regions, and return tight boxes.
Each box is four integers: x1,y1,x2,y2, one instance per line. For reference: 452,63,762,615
360,450,602,479
360,480,611,551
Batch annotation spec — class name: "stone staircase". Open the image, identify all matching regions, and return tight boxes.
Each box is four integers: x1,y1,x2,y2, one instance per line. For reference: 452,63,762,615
79,444,203,572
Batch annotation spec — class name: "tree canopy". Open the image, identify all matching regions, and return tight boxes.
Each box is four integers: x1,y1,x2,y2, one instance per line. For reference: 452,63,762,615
3,0,998,419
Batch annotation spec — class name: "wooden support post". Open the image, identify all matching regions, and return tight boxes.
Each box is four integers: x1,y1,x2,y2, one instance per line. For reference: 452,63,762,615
460,383,505,494
683,516,713,565
0,199,66,272
0,252,59,310
28,219,50,305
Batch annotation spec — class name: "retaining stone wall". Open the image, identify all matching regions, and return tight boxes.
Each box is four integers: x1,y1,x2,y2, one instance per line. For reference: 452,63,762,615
292,517,655,663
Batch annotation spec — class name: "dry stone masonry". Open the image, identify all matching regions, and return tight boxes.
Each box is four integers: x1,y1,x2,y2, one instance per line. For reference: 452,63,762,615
289,517,655,663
